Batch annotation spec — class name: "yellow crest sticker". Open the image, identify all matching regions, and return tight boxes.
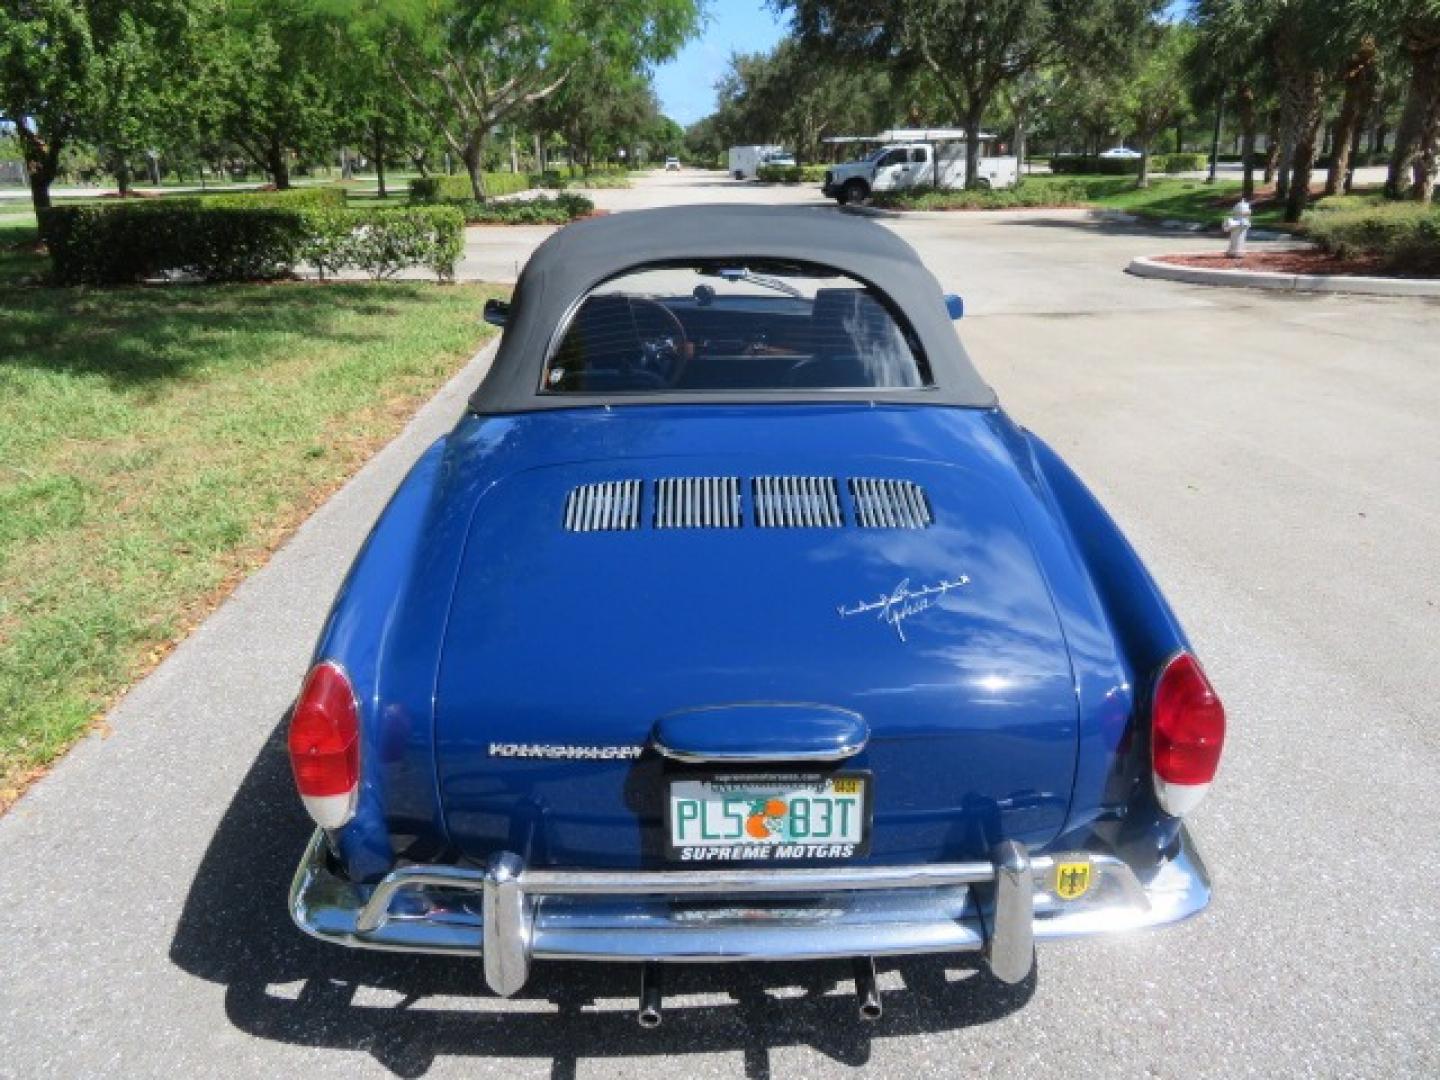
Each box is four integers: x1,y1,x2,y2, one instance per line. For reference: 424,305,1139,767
1054,860,1093,901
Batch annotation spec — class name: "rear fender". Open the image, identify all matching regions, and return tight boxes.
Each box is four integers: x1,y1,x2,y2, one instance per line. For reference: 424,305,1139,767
309,436,454,882
1023,432,1191,861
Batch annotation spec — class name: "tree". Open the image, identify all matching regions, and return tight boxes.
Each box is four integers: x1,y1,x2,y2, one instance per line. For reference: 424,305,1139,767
783,0,1161,187
210,2,340,189
332,0,699,201
1326,35,1379,196
86,6,204,194
0,0,197,213
1189,0,1271,198
1378,2,1440,201
1193,0,1368,222
1118,23,1192,187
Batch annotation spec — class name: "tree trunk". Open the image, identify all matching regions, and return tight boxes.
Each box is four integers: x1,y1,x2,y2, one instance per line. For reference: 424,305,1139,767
1207,101,1223,184
266,137,291,189
1136,140,1151,189
15,120,61,216
1284,74,1326,223
1015,116,1027,183
1328,39,1377,197
963,105,983,189
1174,122,1183,154
1275,65,1321,209
340,146,353,181
463,133,488,202
374,125,387,199
113,158,131,197
1239,86,1257,199
1387,27,1440,200
1264,110,1280,184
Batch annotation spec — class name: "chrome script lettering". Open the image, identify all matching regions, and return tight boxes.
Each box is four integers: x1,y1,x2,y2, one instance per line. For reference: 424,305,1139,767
837,575,970,642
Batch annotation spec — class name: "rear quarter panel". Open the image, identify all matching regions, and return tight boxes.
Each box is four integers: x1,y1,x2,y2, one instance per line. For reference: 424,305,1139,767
1018,425,1193,863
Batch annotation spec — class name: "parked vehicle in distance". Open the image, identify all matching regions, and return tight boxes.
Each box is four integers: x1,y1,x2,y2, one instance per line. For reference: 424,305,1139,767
728,145,795,180
664,156,681,171
1099,146,1143,160
287,205,1226,1024
823,133,1018,204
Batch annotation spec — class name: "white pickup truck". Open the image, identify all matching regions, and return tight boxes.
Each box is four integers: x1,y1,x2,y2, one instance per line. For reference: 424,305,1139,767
821,142,1018,204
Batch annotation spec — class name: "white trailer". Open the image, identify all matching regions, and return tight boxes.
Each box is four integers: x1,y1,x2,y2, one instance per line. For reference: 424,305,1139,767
727,145,794,181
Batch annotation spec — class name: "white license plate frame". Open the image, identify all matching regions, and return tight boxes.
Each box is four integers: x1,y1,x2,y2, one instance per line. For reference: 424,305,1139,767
664,771,872,861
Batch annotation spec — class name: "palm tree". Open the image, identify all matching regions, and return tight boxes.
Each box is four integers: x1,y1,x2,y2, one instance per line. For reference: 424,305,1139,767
1380,2,1440,201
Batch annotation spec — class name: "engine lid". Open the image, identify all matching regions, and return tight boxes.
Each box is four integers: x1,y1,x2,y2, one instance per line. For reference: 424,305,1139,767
433,454,1079,867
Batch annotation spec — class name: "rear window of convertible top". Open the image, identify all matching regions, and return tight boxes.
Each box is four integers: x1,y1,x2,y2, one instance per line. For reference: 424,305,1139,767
540,260,932,394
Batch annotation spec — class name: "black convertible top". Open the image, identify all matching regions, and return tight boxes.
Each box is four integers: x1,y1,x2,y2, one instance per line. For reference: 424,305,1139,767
467,204,997,413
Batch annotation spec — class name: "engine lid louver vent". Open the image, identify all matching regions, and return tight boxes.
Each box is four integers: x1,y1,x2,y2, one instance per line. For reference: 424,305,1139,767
753,476,843,528
654,476,742,529
564,480,642,532
849,478,933,529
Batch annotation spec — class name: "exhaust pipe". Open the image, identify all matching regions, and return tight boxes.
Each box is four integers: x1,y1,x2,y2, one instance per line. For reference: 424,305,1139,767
637,963,663,1029
853,956,882,1021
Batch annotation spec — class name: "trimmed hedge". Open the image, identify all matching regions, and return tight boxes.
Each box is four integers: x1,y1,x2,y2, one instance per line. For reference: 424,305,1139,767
1154,152,1208,173
40,200,464,284
203,186,348,209
1305,203,1440,274
304,207,465,281
450,193,594,225
409,172,534,202
756,164,829,183
1051,154,1139,175
1051,153,1208,175
871,179,1089,211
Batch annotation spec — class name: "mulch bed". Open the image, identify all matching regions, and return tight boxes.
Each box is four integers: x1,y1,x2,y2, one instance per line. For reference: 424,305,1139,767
1156,250,1394,277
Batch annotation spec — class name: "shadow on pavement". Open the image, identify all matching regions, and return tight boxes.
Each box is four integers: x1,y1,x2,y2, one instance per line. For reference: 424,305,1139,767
170,719,1036,1078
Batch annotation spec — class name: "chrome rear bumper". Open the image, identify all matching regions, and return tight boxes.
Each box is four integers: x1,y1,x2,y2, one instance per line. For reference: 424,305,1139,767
290,829,1210,997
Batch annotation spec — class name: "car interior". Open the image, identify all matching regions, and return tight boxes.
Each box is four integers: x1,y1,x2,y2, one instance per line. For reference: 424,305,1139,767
542,262,931,393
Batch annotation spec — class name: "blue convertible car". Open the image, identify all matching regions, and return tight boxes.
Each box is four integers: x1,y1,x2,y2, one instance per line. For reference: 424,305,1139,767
288,205,1226,1022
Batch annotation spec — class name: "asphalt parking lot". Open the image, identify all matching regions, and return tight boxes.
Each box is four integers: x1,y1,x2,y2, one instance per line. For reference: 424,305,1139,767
1,171,1436,1078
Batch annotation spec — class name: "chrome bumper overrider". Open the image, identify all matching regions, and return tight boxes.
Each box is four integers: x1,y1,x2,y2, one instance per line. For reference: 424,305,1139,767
290,830,1211,997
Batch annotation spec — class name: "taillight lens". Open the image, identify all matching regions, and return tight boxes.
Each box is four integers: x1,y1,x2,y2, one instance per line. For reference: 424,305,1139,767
288,661,359,829
1151,652,1225,816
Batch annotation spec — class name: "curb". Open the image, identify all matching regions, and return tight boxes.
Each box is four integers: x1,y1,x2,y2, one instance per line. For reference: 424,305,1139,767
1126,255,1440,297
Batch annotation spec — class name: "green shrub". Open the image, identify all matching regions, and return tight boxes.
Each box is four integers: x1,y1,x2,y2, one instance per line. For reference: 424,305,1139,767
304,206,464,281
204,186,347,209
450,193,594,225
1304,203,1440,274
1050,154,1141,175
40,200,463,284
409,172,534,202
41,201,310,284
756,164,828,183
871,179,1089,211
566,172,631,188
1152,152,1208,173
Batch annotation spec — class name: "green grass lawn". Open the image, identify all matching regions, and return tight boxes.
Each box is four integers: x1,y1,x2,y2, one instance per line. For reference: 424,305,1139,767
883,175,1293,228
0,221,502,804
1062,175,1287,227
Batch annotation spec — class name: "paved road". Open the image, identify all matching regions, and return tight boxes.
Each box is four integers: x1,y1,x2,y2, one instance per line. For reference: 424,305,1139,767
2,172,1437,1079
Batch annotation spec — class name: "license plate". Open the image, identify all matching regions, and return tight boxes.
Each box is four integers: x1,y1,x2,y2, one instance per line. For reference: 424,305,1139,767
666,772,871,861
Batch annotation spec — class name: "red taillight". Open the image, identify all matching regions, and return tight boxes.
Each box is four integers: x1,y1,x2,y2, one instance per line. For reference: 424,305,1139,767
288,661,359,828
1151,652,1225,816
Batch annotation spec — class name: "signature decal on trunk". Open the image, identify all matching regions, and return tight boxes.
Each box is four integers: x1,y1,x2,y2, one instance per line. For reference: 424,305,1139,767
489,743,643,760
837,575,970,642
